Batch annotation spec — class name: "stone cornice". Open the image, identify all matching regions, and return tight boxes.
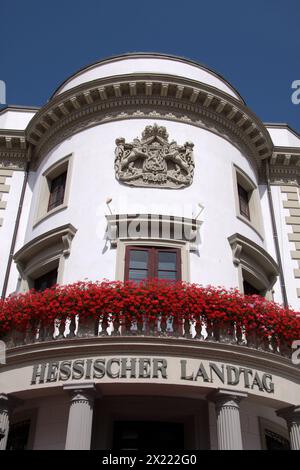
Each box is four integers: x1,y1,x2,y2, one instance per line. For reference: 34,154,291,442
14,223,77,267
51,52,245,103
5,336,300,392
228,232,279,276
0,129,28,170
269,147,300,185
25,74,273,173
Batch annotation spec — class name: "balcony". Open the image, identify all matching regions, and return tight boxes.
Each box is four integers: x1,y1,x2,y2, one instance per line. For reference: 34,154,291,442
1,280,299,358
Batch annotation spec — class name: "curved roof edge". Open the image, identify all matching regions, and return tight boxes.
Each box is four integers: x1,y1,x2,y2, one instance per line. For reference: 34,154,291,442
50,52,245,104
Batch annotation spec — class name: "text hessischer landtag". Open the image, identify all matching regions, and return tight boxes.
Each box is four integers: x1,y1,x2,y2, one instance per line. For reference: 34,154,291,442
31,357,274,393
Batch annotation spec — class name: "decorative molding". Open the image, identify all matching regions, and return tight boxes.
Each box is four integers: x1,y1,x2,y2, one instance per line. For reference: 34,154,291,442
0,130,28,171
25,74,273,172
33,153,73,228
231,241,243,266
105,213,202,252
269,148,300,185
232,163,264,240
62,233,73,257
51,53,245,102
5,336,300,393
14,224,77,290
228,233,279,296
114,124,194,189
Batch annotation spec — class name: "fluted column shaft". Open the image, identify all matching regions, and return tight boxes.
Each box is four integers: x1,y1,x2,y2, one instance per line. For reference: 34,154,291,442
0,394,10,450
211,389,247,450
277,406,300,450
64,383,97,450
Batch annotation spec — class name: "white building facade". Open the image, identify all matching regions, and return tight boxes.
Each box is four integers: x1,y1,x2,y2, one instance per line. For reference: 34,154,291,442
0,53,299,450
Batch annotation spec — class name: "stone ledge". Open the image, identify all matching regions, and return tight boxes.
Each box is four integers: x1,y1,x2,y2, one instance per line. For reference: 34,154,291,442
290,209,300,217
288,233,300,241
286,216,300,225
290,251,300,260
281,186,298,193
0,184,10,193
283,201,300,209
0,169,13,177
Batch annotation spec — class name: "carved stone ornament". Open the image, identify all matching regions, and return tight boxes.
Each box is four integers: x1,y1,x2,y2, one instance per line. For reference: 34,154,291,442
114,124,195,189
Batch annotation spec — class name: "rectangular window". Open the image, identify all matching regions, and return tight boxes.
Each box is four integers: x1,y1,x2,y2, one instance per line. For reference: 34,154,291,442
238,183,250,220
125,246,181,282
47,171,67,212
34,268,58,292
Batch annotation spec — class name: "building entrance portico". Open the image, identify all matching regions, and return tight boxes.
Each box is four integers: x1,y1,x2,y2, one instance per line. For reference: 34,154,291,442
91,394,210,450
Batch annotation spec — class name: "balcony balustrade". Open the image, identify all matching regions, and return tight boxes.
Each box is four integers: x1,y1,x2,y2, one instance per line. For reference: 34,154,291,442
2,313,292,358
1,281,298,359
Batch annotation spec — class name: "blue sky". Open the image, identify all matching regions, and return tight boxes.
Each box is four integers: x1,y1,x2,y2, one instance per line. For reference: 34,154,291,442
1,0,299,132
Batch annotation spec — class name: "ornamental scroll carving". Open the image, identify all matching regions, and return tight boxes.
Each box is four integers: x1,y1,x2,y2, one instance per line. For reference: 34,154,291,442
114,124,194,188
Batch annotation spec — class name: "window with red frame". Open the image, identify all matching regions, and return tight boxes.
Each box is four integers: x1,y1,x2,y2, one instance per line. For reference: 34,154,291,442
125,246,181,282
34,268,58,292
47,171,67,212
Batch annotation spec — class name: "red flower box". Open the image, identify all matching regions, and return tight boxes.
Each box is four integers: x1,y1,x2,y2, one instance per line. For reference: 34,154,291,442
0,280,299,347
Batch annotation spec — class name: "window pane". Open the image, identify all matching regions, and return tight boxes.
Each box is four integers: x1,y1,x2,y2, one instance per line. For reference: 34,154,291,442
129,269,148,281
238,184,250,220
158,252,177,271
129,250,149,270
243,280,261,296
158,270,177,280
34,268,58,292
48,171,67,211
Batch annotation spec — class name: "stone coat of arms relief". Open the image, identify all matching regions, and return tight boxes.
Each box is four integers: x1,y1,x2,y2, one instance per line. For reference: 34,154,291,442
114,124,195,188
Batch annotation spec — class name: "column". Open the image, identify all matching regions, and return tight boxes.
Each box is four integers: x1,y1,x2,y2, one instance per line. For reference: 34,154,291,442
277,405,300,450
0,394,10,450
64,383,97,450
210,389,247,450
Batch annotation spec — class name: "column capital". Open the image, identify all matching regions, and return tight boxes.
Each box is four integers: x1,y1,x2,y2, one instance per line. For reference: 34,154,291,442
209,388,248,408
63,382,97,392
0,393,23,411
0,393,23,450
0,394,9,408
209,389,247,450
64,382,99,450
277,405,300,424
277,405,300,450
63,382,101,404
